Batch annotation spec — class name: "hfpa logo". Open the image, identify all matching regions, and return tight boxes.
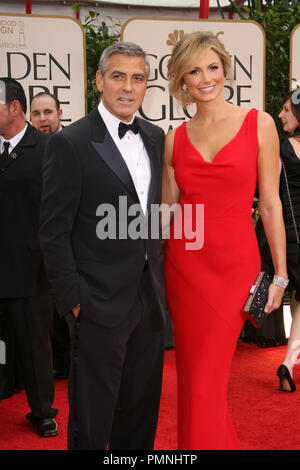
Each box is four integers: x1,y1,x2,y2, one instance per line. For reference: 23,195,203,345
0,340,6,365
292,88,300,105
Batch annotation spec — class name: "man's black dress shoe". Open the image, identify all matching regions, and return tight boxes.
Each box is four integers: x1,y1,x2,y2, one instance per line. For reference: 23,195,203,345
37,418,59,437
26,414,59,437
53,369,69,380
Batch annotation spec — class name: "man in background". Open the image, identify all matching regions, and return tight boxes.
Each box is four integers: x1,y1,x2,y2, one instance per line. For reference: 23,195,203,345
0,78,58,437
30,92,63,135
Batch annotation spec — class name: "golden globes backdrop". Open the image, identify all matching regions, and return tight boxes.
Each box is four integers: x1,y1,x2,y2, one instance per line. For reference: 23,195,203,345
0,14,86,124
291,24,300,90
121,18,265,132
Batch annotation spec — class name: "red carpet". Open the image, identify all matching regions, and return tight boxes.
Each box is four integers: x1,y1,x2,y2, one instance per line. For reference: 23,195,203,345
0,343,300,450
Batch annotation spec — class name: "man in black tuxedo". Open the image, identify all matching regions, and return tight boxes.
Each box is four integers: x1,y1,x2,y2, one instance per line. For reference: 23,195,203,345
40,42,166,450
0,78,58,437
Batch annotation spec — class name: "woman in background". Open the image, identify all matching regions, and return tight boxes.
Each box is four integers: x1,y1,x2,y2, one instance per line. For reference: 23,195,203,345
276,91,300,392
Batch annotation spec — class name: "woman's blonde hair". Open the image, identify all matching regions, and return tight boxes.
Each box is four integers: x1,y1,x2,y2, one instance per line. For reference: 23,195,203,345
168,31,232,108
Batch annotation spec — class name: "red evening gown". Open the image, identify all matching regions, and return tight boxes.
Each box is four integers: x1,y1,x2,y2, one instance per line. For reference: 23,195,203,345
164,109,261,450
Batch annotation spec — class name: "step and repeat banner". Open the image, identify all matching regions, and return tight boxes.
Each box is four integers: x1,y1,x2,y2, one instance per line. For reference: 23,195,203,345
0,14,86,124
121,18,265,132
291,24,300,92
0,14,299,127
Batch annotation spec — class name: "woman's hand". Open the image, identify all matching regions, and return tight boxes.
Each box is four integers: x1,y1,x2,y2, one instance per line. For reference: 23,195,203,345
264,283,285,314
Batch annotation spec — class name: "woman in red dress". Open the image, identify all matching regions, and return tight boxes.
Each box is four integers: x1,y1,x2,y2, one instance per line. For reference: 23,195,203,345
162,32,288,450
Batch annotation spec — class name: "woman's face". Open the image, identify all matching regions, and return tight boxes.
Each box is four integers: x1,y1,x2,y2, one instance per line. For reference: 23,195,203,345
278,99,299,134
182,48,225,104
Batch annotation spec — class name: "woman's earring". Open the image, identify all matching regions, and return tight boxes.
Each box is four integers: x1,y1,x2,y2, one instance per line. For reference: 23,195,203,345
182,83,188,92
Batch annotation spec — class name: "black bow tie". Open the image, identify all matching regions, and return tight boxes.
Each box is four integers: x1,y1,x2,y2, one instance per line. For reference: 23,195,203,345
118,118,139,139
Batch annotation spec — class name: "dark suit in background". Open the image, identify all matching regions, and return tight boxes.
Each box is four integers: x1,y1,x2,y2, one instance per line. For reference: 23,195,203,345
30,91,70,379
0,123,57,432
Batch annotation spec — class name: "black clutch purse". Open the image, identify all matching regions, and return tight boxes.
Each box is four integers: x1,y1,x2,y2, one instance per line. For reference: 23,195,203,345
243,272,271,328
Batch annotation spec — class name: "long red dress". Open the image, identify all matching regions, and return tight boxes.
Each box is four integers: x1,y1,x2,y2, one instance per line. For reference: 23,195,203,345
164,109,261,450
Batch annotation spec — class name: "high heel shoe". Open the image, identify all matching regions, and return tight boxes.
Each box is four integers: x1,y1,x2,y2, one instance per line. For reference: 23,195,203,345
277,364,296,392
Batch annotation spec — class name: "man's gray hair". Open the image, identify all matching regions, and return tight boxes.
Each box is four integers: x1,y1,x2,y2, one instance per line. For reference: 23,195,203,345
98,41,150,78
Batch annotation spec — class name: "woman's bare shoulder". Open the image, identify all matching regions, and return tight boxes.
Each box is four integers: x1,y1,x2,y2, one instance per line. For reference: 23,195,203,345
165,127,177,140
257,110,275,126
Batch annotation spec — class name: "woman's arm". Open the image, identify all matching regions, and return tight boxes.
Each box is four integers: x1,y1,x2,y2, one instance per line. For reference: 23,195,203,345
162,129,180,205
161,129,181,235
257,111,288,313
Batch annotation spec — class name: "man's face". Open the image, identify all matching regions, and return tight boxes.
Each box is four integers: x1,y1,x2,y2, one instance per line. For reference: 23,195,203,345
0,102,14,138
96,54,147,123
30,95,62,134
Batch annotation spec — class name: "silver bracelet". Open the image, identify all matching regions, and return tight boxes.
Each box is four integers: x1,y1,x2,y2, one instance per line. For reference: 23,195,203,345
272,275,289,289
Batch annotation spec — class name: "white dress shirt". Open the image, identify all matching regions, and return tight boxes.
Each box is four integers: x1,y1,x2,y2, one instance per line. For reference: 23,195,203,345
0,123,28,154
98,101,151,216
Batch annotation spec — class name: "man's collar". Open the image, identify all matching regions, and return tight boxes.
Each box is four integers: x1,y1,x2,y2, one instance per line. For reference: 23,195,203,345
0,123,28,150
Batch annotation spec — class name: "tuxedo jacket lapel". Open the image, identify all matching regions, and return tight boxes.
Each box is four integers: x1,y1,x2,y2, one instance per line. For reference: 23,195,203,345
138,118,161,212
89,108,139,202
89,108,161,211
